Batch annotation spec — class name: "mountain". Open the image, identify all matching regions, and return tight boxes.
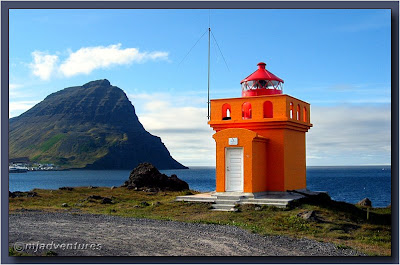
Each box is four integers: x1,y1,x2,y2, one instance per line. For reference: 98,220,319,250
9,79,187,170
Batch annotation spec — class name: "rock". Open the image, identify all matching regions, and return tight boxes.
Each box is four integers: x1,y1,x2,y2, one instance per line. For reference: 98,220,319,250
88,186,98,189
152,202,161,206
145,188,157,193
27,192,38,197
111,186,115,190
61,203,69,207
124,163,189,191
357,198,372,207
85,195,113,204
101,198,113,204
297,210,321,222
9,191,38,198
59,187,74,191
87,195,103,200
140,201,150,207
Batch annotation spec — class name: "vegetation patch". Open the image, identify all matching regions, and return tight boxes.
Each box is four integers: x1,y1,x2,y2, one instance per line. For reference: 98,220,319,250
39,134,66,152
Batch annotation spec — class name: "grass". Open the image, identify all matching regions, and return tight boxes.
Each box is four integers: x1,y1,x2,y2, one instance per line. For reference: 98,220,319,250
9,187,392,256
39,134,66,152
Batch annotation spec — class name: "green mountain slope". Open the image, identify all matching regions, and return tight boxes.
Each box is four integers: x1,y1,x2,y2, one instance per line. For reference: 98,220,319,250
9,79,187,170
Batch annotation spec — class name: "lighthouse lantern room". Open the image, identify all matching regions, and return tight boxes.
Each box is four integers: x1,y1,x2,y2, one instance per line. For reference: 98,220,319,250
208,62,313,194
241,62,284,97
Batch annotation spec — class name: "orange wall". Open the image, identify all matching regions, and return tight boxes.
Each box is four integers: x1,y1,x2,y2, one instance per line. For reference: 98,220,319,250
209,94,312,193
283,130,307,190
213,128,268,193
251,138,268,192
253,128,285,191
209,94,311,127
213,129,255,192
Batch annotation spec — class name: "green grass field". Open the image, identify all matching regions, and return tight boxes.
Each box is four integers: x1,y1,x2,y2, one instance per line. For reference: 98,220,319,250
9,187,392,256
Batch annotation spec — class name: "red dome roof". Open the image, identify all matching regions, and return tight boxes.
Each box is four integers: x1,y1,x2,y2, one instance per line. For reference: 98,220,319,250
240,62,284,84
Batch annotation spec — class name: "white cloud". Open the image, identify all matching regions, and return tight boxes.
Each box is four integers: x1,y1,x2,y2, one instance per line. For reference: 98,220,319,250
9,83,23,98
128,92,215,166
59,44,168,77
307,104,391,165
29,51,59,80
9,100,39,118
29,44,168,80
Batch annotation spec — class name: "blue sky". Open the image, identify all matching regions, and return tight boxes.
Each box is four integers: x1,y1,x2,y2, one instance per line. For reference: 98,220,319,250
9,9,391,166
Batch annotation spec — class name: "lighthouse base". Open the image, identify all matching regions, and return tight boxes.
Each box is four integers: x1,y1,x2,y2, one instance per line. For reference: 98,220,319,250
176,189,327,211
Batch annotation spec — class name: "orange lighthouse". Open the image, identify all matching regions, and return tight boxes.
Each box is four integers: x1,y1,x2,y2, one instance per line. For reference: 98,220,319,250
209,62,312,193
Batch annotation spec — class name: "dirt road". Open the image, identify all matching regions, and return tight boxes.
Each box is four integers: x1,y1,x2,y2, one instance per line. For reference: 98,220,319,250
9,212,364,256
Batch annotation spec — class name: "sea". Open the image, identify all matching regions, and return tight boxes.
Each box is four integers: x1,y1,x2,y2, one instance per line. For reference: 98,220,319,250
9,166,392,207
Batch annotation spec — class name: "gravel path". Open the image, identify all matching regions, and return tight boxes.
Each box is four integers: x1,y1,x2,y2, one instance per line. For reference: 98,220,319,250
9,212,364,256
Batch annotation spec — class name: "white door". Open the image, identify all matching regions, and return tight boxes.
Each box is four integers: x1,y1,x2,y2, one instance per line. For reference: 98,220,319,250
225,147,244,192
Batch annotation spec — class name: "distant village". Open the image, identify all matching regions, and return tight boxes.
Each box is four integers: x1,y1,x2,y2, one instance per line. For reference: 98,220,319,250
9,157,62,173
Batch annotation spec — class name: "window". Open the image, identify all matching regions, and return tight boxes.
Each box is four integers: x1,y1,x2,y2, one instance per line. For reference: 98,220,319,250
289,102,293,119
222,103,231,120
263,101,273,118
259,80,267,88
303,107,307,122
296,104,300,120
242,102,252,119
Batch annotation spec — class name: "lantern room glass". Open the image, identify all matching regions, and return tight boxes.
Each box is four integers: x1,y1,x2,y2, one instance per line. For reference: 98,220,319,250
241,80,283,91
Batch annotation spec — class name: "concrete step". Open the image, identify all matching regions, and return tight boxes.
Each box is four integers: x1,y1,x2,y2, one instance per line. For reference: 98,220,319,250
216,196,244,201
241,201,288,208
244,198,290,204
212,204,236,211
214,199,239,205
210,208,237,212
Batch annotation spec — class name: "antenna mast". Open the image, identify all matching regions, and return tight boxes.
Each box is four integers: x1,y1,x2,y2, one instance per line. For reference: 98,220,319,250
207,26,211,120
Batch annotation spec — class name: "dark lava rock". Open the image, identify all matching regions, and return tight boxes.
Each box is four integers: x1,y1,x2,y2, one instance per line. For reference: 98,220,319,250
122,163,189,191
9,191,38,198
101,198,113,204
357,198,372,207
87,195,104,200
84,195,113,204
59,187,74,191
297,210,321,222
